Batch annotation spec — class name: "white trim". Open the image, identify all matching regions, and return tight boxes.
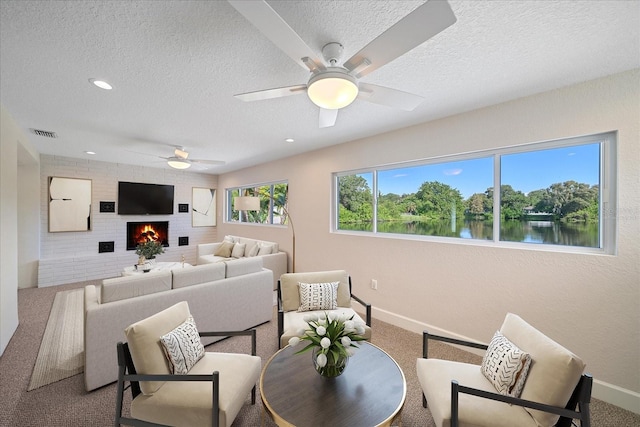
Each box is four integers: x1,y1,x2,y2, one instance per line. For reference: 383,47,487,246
372,307,640,414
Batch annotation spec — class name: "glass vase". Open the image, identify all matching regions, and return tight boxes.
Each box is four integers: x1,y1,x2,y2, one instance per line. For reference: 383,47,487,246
312,347,349,378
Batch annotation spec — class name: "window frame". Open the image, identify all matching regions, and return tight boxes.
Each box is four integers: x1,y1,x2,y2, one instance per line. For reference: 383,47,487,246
225,180,289,227
332,132,617,255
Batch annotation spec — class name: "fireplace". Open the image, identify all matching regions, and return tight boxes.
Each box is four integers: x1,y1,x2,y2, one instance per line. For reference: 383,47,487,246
127,221,169,250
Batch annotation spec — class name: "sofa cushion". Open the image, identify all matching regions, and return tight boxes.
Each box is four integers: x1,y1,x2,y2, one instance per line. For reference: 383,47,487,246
416,358,538,427
280,270,350,312
225,257,263,278
257,244,272,255
214,241,235,257
297,282,339,312
247,243,260,257
172,263,225,289
102,271,172,303
481,331,531,397
130,352,261,427
231,243,246,258
500,313,586,426
160,315,205,374
125,301,190,395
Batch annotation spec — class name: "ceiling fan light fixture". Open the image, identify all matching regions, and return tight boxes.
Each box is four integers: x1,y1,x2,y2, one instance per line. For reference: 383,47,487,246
307,71,358,110
167,157,191,169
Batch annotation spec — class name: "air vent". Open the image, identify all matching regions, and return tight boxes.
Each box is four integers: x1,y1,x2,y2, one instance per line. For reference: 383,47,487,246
30,128,58,138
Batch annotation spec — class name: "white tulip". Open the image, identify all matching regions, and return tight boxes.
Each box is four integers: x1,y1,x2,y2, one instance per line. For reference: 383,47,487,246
344,320,355,330
356,325,366,335
341,336,352,347
288,336,300,347
316,326,326,336
303,313,317,322
320,337,331,349
327,312,336,322
347,347,357,357
316,353,327,368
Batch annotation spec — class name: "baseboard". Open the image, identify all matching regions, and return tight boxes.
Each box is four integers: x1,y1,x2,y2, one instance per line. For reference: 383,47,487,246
592,379,640,415
371,307,640,415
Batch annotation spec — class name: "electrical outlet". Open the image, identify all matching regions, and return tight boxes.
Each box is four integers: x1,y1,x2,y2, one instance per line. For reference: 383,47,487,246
371,279,378,290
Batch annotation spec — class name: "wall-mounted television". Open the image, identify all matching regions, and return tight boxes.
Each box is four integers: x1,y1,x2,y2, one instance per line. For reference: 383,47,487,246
118,181,174,215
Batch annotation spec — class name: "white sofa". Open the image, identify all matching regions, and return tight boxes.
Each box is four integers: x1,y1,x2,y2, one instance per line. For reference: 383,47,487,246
83,257,273,391
196,235,287,290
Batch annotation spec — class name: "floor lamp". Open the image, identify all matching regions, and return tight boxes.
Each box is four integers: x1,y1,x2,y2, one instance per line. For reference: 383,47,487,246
233,196,295,273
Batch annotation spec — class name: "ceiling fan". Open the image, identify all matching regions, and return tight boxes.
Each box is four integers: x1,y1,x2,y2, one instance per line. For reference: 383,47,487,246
229,0,456,128
149,147,225,170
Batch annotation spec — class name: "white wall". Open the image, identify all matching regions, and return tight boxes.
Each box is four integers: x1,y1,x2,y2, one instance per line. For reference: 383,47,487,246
17,144,41,288
217,70,640,411
0,105,38,354
37,155,219,286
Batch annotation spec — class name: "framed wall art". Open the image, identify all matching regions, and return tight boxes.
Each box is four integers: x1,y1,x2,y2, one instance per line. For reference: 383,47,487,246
192,187,216,227
48,176,92,232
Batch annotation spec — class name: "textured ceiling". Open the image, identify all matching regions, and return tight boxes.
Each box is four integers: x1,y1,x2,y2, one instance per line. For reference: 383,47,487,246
1,0,638,174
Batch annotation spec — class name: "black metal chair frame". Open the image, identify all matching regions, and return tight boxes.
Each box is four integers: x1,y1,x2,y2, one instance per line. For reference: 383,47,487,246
421,331,592,427
276,276,372,348
115,329,257,427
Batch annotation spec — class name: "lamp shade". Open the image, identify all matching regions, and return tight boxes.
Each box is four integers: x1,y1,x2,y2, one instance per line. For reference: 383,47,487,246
167,157,191,169
307,70,358,110
234,196,260,211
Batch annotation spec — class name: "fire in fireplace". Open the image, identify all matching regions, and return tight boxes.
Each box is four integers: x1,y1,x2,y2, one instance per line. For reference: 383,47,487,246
127,221,169,250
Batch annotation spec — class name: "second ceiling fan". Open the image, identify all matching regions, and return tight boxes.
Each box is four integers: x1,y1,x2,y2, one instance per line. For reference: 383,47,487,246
229,0,456,128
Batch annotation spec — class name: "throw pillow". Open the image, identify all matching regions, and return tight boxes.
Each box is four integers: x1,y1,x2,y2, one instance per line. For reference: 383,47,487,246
247,243,260,257
223,235,237,243
297,282,339,312
257,243,273,256
214,241,234,257
231,243,246,258
481,330,532,397
159,315,205,375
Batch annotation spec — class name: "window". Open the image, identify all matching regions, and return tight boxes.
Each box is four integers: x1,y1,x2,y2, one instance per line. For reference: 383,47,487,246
334,132,616,254
226,182,289,226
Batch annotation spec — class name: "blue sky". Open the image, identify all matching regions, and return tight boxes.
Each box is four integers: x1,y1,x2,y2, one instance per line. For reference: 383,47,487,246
369,143,600,199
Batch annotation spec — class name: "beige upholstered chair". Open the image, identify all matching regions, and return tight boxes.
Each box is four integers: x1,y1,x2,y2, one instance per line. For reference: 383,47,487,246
416,313,592,427
115,301,261,427
277,270,372,348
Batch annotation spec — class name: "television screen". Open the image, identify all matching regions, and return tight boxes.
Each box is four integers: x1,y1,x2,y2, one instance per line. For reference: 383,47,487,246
118,181,174,215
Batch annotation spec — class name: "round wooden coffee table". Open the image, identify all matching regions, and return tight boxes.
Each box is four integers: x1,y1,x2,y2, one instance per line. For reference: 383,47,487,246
260,342,406,426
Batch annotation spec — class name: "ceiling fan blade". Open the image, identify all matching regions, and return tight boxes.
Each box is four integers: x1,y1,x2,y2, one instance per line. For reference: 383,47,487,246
234,84,307,102
343,0,456,78
319,108,338,128
228,0,324,72
358,83,425,111
190,159,226,166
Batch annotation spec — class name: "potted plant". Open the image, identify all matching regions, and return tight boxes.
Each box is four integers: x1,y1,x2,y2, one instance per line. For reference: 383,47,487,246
288,312,366,377
135,240,165,264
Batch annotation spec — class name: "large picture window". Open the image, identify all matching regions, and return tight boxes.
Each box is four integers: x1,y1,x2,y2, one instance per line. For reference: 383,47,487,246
334,132,616,254
226,182,290,226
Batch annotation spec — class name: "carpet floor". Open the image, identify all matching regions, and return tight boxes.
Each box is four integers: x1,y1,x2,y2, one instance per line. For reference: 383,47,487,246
1,280,638,426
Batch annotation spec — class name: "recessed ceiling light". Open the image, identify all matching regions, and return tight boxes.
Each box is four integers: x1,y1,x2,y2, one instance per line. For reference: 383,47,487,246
84,151,96,155
285,138,295,143
89,78,113,90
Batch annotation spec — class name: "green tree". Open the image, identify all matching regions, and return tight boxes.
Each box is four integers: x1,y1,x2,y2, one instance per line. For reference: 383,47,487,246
415,181,464,220
500,185,527,220
468,193,488,218
338,175,373,223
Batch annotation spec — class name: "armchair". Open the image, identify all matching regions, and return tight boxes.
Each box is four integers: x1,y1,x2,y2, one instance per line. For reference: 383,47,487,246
416,313,592,427
115,301,261,427
277,270,372,348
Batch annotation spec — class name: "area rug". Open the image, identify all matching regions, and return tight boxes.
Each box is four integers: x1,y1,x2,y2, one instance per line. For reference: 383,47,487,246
28,288,84,391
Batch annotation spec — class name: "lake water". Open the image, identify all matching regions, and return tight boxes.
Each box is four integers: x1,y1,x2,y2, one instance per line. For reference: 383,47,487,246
339,219,599,248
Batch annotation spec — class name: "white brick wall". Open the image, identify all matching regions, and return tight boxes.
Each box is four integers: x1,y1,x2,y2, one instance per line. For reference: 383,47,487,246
38,155,218,287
